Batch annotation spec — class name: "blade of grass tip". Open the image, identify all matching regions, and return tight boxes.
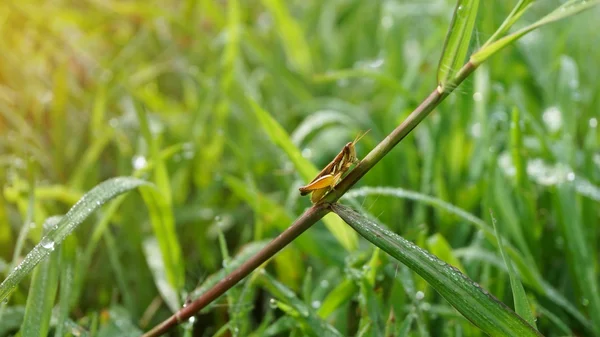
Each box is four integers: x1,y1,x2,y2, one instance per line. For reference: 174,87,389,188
481,0,535,49
53,235,78,337
490,210,536,328
471,0,600,65
332,203,542,337
437,0,480,91
0,177,149,303
20,217,61,337
248,98,358,251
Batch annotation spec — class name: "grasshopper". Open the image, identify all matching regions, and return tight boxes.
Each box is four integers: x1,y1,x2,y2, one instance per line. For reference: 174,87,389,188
299,130,369,203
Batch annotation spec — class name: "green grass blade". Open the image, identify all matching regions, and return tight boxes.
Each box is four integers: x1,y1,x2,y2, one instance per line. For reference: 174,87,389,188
481,0,534,49
332,203,542,337
136,105,186,297
53,235,78,337
317,278,357,318
20,217,61,337
139,187,185,302
490,210,536,328
142,238,180,312
0,177,149,302
472,1,600,65
437,0,480,90
248,98,357,251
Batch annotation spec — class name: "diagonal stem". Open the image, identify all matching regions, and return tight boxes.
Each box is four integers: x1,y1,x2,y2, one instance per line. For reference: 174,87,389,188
143,61,477,336
143,203,330,336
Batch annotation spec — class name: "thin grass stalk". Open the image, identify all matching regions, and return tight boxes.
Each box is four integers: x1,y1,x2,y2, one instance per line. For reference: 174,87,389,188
142,61,478,336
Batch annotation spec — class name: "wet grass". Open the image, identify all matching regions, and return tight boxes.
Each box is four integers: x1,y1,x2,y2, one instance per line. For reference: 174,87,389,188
0,0,599,336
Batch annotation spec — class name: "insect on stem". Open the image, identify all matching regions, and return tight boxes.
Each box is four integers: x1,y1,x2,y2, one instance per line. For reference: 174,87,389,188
299,130,369,203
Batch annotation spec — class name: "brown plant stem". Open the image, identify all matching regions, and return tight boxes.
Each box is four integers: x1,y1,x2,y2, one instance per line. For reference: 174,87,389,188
142,203,330,337
143,61,477,336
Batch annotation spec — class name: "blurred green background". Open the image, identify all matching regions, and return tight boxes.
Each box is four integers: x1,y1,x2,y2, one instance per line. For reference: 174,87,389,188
1,0,599,336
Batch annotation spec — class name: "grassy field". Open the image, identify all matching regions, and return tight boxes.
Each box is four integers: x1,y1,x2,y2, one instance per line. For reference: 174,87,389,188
1,0,599,336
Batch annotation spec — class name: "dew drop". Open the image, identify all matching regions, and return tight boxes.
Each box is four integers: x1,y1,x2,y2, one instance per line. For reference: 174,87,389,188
41,238,55,251
132,155,147,170
415,291,425,300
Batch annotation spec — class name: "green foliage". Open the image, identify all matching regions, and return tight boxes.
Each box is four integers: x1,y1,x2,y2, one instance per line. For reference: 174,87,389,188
0,0,599,336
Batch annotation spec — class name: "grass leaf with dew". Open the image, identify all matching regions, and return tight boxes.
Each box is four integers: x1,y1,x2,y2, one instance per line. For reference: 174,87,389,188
437,0,480,91
20,218,60,337
332,203,542,337
342,186,591,329
0,177,149,303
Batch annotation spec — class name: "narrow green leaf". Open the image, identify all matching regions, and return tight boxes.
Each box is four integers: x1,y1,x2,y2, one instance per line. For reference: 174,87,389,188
490,210,536,328
54,235,78,337
142,238,180,312
248,98,357,251
317,279,357,318
0,177,149,303
139,187,185,299
481,0,535,49
332,203,542,337
472,1,600,65
21,217,61,337
134,108,186,298
343,187,540,288
437,0,480,90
